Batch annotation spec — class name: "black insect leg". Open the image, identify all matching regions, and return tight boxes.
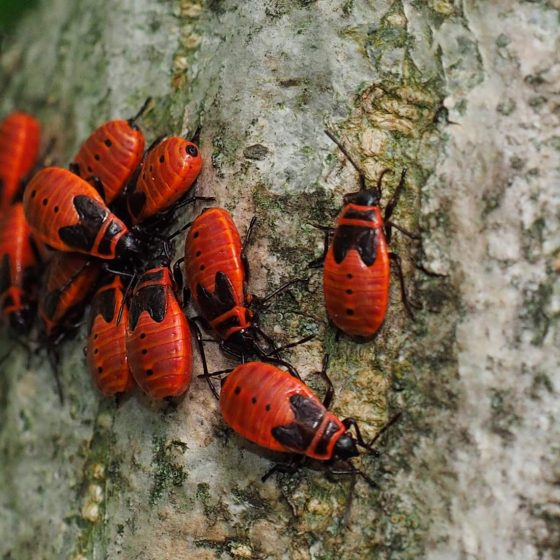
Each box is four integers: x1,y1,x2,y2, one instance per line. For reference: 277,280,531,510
241,216,257,281
261,455,306,482
384,168,407,243
190,317,220,399
315,355,335,409
127,97,152,127
389,252,415,321
368,412,402,448
47,346,64,405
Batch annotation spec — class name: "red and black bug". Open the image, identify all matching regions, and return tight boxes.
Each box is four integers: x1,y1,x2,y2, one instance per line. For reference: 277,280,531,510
70,100,149,204
125,136,202,225
318,130,416,339
0,112,40,208
23,167,140,259
126,266,192,400
87,275,135,397
0,202,40,334
182,207,284,360
38,252,102,340
221,361,364,460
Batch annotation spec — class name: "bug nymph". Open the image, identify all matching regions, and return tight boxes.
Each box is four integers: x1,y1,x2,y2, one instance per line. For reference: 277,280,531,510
23,167,141,261
0,203,41,335
317,129,417,340
69,99,150,205
126,260,192,401
182,207,278,361
125,135,203,225
218,359,392,464
0,111,41,208
87,274,135,398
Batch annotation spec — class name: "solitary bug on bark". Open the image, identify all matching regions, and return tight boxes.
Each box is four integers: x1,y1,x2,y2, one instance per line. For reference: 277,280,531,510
87,274,135,398
126,265,192,400
313,130,418,339
23,167,141,260
70,98,150,205
0,112,40,209
214,358,400,524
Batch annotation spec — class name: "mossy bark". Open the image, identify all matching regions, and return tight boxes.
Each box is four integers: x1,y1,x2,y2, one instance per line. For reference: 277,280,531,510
1,1,559,559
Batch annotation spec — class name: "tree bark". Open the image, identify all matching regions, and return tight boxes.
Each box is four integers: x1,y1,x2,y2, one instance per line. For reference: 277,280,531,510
0,1,559,559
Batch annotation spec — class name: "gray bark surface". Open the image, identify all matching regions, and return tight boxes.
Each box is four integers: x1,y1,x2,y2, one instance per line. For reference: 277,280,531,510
0,1,559,559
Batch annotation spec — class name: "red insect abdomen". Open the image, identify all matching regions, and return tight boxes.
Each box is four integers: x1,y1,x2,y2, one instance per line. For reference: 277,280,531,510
72,119,145,204
185,208,244,305
221,362,346,460
87,276,135,397
0,112,40,208
39,252,101,337
184,208,251,338
23,167,131,259
323,206,390,338
126,267,192,399
0,203,38,328
127,137,202,224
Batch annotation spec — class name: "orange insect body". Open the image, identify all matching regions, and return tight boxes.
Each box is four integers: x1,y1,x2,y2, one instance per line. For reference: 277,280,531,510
0,203,39,333
23,167,137,259
324,204,389,338
39,252,101,338
126,136,202,225
87,275,135,397
126,267,192,399
221,362,353,461
0,112,40,208
71,119,145,204
184,207,253,342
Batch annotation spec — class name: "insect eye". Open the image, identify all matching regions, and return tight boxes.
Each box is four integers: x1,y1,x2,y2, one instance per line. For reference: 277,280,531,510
186,145,198,157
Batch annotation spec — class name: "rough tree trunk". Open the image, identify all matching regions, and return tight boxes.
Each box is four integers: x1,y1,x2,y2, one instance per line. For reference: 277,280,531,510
0,1,558,559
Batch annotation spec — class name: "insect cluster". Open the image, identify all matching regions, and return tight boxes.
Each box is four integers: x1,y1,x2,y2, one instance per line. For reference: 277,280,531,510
0,103,415,517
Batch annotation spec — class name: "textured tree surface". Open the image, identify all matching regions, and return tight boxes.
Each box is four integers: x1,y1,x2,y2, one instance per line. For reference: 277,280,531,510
0,1,559,559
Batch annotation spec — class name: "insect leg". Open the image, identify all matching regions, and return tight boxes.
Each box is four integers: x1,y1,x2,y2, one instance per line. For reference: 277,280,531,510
389,252,415,320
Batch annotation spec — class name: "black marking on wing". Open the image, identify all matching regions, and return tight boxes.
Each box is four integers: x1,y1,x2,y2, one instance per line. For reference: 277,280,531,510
313,419,341,456
332,225,378,266
97,219,122,256
129,285,166,331
89,287,116,330
142,269,164,283
0,254,11,293
58,195,108,251
343,208,376,222
196,272,237,321
271,394,325,452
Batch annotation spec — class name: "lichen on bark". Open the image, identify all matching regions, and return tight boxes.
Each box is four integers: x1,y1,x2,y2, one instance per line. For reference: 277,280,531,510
0,1,559,559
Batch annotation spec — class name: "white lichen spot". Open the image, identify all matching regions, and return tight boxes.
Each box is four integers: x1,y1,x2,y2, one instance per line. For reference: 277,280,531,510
96,412,112,430
386,13,407,28
91,463,105,480
431,0,456,15
230,542,252,558
180,1,202,18
307,498,331,516
183,34,202,50
81,502,100,524
174,56,188,71
81,483,104,523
